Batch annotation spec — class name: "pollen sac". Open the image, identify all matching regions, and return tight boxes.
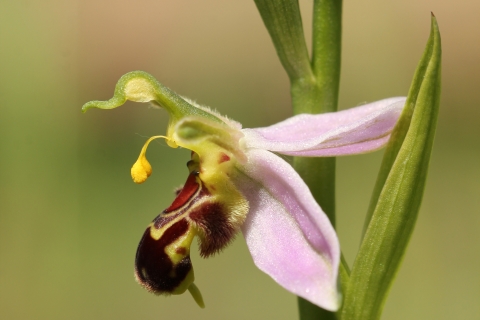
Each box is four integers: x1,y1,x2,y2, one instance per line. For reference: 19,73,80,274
131,157,152,184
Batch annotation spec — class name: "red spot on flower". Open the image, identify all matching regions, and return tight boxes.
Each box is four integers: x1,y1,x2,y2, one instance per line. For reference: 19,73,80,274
218,152,230,164
176,247,187,255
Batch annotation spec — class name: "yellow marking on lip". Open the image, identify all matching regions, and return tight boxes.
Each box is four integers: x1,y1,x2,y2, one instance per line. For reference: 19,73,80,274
171,267,195,295
164,224,196,265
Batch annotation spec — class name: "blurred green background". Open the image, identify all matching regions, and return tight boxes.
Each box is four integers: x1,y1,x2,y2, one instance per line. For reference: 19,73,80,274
1,1,479,319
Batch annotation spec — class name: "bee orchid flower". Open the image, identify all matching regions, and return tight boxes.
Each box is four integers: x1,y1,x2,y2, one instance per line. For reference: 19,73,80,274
82,71,405,311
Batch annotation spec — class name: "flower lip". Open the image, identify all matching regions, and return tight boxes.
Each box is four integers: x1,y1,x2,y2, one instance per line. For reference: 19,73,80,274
135,218,194,294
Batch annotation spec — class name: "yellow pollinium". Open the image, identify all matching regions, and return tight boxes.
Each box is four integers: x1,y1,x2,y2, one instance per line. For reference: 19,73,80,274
131,157,152,184
131,135,178,184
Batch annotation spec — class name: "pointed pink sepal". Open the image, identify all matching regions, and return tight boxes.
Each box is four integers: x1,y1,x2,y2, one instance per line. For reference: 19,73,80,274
242,97,406,156
237,149,341,311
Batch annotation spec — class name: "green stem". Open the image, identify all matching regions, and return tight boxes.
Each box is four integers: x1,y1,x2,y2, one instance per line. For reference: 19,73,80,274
293,1,342,319
254,1,343,318
293,157,336,226
291,0,342,221
311,0,342,112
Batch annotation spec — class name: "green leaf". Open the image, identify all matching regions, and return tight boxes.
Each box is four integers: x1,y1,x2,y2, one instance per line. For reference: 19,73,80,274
253,0,312,82
342,15,441,320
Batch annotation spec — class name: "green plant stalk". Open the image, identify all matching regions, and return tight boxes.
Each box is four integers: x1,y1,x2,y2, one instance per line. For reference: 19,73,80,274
342,15,441,320
292,0,342,225
254,1,343,318
293,2,342,318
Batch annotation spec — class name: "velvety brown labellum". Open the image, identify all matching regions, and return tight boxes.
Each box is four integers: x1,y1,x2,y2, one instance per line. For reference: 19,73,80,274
135,219,192,294
134,171,201,295
135,165,239,294
189,201,236,258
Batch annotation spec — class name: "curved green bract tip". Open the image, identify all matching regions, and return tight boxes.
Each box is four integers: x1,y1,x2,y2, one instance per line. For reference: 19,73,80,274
81,71,222,125
188,283,205,309
342,15,441,320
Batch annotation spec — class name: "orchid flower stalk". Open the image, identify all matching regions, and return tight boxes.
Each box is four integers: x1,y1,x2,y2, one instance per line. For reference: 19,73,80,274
254,1,344,317
82,71,405,311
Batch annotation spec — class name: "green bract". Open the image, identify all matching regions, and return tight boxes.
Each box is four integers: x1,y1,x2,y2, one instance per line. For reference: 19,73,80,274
341,15,442,320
